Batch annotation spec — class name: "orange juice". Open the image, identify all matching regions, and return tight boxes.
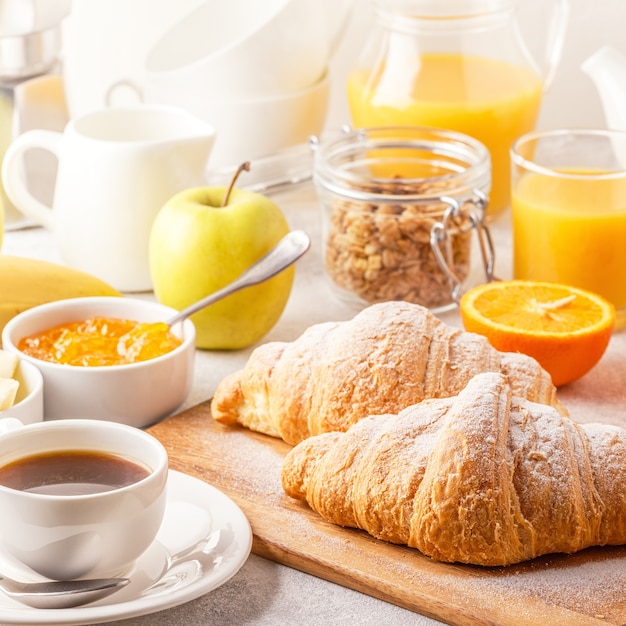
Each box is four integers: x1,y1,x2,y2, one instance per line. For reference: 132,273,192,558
512,168,626,312
347,53,543,216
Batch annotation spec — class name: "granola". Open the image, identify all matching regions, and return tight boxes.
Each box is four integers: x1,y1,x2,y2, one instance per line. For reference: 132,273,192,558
323,182,474,308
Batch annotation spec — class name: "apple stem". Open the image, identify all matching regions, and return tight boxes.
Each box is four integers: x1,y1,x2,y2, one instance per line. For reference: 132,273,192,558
222,161,251,207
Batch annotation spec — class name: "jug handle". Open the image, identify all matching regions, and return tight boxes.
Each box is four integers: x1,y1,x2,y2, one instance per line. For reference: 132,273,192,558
541,0,570,92
105,80,143,106
1,129,61,231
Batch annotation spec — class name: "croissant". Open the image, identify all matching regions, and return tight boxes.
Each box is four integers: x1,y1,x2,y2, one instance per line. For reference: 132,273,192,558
281,372,626,566
211,301,566,445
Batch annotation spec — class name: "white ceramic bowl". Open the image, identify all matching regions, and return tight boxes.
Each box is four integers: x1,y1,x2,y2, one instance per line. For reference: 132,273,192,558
0,359,44,425
1,297,195,427
143,0,329,99
148,71,330,168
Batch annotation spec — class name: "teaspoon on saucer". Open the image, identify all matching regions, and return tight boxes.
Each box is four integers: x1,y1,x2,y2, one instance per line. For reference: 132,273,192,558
0,575,130,609
165,229,311,327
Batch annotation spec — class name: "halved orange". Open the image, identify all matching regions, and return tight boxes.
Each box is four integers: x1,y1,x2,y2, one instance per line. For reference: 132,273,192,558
459,280,616,387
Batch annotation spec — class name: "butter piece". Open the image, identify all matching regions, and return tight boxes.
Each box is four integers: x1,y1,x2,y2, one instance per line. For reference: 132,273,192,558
0,350,18,379
0,377,19,410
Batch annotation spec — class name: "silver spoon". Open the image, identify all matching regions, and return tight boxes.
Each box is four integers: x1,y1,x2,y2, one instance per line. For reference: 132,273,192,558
165,229,311,327
0,575,130,609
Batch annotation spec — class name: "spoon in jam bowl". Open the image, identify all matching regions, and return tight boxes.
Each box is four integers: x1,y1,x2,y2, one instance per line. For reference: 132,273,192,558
0,574,130,609
165,229,311,327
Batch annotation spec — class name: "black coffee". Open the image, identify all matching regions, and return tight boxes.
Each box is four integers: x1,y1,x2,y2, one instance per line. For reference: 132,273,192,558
0,450,150,495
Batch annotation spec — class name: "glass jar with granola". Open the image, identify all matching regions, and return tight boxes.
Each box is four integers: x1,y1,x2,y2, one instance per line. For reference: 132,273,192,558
313,126,492,312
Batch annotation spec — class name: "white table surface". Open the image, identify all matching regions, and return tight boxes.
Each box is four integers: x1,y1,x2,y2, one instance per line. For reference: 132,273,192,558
3,179,625,626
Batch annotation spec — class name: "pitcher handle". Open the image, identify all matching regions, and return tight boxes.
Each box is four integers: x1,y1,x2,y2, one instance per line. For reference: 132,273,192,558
1,129,62,231
542,0,570,92
105,79,144,106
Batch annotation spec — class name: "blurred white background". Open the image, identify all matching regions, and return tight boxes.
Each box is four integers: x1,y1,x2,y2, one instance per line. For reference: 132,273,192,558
54,0,626,144
8,0,626,190
325,0,626,133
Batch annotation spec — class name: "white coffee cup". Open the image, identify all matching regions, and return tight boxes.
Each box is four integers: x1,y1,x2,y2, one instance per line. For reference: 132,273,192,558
0,418,168,581
1,105,215,292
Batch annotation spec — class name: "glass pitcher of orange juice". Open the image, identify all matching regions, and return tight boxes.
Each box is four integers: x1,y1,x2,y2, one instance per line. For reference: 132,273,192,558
346,0,570,218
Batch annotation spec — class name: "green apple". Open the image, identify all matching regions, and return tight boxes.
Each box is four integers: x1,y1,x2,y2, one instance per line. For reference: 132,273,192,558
149,169,294,350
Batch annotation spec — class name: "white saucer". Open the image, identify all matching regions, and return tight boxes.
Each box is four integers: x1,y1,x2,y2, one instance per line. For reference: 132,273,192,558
0,470,253,625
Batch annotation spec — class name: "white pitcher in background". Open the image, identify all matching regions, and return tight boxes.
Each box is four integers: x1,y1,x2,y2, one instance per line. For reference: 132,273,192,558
1,105,215,292
582,45,626,133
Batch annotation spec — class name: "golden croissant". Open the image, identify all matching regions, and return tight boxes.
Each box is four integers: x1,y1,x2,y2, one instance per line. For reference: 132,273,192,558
281,372,626,566
211,302,565,445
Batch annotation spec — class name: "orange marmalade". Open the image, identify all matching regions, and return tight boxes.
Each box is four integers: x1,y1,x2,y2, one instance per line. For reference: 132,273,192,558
18,317,182,366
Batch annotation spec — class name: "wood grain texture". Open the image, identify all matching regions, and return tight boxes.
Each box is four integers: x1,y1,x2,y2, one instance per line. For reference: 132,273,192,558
148,402,626,626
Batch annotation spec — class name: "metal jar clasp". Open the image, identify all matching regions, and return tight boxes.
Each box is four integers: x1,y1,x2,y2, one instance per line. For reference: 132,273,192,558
430,190,498,304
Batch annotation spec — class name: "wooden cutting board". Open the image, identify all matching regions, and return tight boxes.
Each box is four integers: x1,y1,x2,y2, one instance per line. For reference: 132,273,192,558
148,402,626,626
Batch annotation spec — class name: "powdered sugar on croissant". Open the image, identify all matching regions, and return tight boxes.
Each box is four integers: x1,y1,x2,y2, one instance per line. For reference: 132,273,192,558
281,372,626,566
211,302,565,445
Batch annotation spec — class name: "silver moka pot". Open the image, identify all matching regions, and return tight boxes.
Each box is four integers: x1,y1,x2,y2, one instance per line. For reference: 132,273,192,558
0,0,70,231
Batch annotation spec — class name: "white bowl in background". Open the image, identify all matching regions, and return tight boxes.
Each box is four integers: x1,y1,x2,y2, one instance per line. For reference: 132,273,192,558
1,297,195,427
142,0,329,100
149,71,330,168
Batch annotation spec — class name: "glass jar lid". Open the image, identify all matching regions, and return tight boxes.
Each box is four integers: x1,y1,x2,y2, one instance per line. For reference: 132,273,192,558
313,126,491,206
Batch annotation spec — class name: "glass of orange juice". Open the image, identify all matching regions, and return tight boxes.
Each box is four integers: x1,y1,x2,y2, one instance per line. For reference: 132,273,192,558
511,128,626,329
